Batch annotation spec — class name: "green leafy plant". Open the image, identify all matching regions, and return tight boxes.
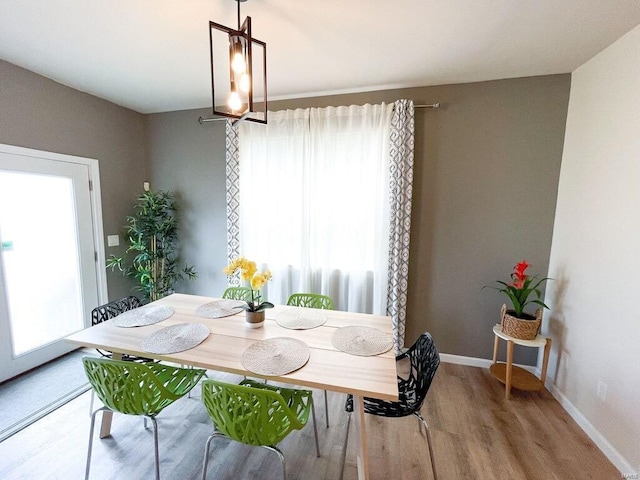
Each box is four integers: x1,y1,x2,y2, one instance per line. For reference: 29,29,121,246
107,188,196,302
485,260,550,318
223,257,273,312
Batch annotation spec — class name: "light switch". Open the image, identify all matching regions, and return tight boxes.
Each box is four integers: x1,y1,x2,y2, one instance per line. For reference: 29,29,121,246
107,235,120,247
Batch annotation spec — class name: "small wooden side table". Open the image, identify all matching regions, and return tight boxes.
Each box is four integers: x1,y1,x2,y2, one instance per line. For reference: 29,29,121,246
490,324,551,400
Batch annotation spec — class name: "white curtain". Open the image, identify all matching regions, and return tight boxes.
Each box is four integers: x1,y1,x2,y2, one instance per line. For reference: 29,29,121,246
236,104,394,314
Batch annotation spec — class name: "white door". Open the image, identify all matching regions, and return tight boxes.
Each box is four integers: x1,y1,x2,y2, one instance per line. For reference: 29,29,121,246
0,145,106,382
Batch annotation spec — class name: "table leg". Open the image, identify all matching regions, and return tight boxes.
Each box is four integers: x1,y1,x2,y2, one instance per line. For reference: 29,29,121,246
352,395,370,480
505,340,514,400
540,338,552,386
99,351,122,438
492,334,500,363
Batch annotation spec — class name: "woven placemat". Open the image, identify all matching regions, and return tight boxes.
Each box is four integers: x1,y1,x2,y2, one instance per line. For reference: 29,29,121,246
275,308,327,330
241,337,310,376
331,326,393,356
113,304,174,327
196,299,245,319
140,323,210,354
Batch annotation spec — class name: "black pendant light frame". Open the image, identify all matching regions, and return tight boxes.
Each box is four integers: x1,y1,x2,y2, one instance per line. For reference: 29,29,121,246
209,0,268,124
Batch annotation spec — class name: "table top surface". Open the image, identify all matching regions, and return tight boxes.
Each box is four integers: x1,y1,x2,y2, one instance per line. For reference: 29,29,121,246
492,324,547,347
67,293,399,401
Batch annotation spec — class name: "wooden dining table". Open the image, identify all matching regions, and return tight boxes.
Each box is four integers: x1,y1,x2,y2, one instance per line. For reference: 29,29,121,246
66,293,398,480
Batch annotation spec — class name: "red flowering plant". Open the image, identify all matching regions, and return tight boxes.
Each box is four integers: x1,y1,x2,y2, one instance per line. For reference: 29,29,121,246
485,261,550,318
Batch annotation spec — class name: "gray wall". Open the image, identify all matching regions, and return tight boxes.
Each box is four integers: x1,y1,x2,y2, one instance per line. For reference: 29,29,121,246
145,109,228,297
0,60,147,301
146,74,571,364
403,77,570,363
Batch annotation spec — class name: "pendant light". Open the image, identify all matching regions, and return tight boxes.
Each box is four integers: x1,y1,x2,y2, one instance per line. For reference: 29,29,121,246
208,0,267,124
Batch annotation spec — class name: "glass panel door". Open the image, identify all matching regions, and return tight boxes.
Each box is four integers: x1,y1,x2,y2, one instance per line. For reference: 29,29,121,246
0,147,101,382
0,171,85,354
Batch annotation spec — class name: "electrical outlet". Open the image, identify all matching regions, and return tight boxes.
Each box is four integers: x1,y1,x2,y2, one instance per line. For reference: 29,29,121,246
107,235,120,247
596,380,607,401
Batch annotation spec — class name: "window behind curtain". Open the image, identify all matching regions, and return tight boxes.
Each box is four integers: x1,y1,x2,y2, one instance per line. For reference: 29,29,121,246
237,103,393,314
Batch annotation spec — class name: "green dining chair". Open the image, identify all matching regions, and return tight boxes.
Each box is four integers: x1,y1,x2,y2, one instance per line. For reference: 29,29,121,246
286,293,335,310
201,379,320,480
240,379,320,455
83,357,207,480
286,292,335,426
222,286,253,302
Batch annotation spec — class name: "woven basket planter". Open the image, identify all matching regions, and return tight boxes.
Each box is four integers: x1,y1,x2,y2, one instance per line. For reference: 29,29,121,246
500,304,542,340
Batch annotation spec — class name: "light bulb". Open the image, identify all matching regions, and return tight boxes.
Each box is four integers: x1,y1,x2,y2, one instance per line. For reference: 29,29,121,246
228,91,242,111
239,73,250,93
231,52,246,74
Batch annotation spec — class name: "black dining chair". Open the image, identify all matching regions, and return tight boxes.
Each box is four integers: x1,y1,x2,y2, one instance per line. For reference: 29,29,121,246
344,331,440,480
90,296,148,360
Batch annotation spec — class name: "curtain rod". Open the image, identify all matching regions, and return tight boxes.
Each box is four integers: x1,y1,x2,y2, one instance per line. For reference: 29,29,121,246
414,102,440,109
199,102,440,123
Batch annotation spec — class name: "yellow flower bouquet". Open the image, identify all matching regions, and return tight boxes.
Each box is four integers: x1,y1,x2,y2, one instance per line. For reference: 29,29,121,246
223,257,274,312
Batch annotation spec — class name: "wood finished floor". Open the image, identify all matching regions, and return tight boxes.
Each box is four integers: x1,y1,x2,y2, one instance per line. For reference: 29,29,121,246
0,363,620,480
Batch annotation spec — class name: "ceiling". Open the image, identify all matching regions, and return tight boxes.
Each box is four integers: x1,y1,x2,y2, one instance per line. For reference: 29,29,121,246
1,1,639,114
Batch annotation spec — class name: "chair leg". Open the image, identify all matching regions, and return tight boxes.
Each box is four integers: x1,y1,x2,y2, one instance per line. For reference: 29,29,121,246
201,434,213,480
310,398,320,457
181,364,195,398
188,371,208,400
414,412,438,480
263,445,286,480
89,390,95,417
324,390,329,427
202,432,224,480
85,407,108,480
148,416,160,480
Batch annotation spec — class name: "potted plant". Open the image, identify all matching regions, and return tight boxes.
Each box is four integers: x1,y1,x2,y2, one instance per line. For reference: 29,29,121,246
107,186,197,302
223,257,273,328
485,260,550,339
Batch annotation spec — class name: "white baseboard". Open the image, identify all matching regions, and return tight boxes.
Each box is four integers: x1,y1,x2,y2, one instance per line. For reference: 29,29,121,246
439,353,537,373
439,353,637,476
439,353,492,368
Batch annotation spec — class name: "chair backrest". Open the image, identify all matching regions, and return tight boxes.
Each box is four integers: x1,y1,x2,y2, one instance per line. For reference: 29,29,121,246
222,286,253,302
90,296,150,361
201,379,303,447
83,357,205,417
399,332,440,411
286,293,334,310
239,379,313,424
91,296,142,326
